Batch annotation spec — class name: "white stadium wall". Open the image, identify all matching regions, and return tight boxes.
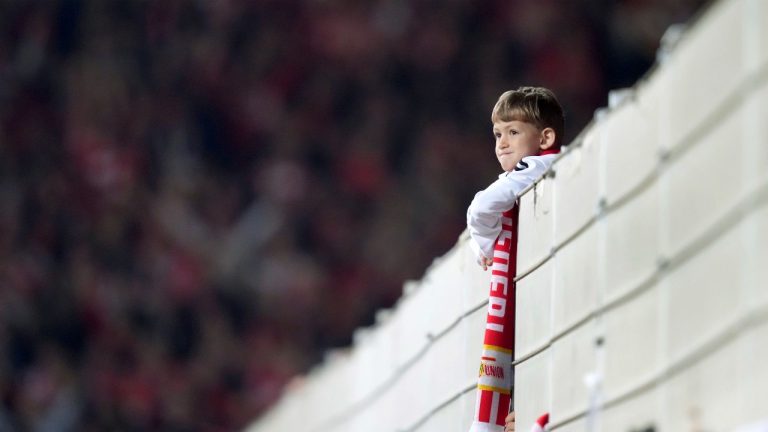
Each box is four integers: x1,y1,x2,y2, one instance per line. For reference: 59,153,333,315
248,0,768,430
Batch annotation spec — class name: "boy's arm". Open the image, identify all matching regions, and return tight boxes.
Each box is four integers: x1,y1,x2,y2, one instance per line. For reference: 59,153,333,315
467,157,552,262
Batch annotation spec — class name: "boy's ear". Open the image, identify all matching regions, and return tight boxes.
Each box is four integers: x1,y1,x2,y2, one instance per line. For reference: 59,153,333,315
539,127,556,150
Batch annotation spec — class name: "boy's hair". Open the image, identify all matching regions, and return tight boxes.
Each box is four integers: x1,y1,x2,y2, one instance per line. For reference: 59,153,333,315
491,86,565,147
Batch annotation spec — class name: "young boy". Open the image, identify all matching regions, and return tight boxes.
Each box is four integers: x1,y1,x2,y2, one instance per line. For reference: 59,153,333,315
467,88,561,431
466,86,564,270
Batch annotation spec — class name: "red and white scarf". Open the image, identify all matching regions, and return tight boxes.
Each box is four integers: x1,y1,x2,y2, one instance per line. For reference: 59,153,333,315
469,208,518,431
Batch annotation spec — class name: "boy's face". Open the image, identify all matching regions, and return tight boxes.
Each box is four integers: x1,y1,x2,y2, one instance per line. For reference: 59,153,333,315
493,120,545,171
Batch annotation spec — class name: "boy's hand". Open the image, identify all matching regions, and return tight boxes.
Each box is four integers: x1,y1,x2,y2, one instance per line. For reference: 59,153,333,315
481,256,493,271
504,411,515,432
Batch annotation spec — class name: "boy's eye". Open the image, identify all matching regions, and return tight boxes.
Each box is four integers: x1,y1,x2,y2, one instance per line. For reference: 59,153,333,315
494,133,501,139
510,130,519,135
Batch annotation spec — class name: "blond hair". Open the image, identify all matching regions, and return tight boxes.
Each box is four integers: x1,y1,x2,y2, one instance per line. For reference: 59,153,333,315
491,86,564,147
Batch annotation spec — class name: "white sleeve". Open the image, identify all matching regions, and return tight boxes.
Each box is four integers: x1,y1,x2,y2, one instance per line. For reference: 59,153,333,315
466,156,552,260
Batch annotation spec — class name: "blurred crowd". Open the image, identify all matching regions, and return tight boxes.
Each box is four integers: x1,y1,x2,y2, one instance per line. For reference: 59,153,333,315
0,0,704,430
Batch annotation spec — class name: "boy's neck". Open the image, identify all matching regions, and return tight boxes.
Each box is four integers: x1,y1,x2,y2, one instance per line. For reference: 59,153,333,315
539,147,560,156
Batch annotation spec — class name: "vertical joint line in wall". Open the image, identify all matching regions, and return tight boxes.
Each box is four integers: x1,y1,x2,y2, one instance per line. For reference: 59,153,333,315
595,197,608,221
742,0,762,322
593,117,608,432
547,162,558,423
657,147,671,169
595,117,608,319
585,335,606,432
656,65,671,427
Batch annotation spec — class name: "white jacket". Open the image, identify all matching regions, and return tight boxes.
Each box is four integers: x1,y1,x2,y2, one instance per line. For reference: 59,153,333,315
466,153,558,261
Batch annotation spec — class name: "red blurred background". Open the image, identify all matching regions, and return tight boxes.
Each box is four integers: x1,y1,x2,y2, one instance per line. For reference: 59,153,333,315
0,1,705,430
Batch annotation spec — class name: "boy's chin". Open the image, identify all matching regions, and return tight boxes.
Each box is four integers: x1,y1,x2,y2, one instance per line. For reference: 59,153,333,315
498,161,518,172
497,155,520,172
